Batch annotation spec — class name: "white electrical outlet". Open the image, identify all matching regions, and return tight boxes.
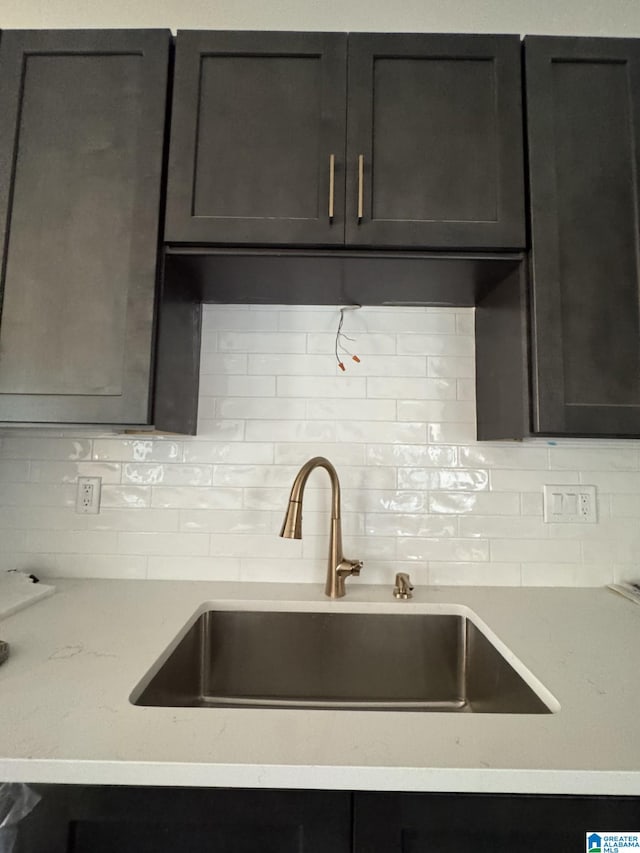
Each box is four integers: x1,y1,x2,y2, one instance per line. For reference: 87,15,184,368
543,485,597,524
76,476,102,514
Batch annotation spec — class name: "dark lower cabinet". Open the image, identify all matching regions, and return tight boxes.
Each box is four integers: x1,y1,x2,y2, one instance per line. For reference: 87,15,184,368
16,787,351,853
0,30,170,426
15,787,640,853
353,792,640,852
525,36,640,437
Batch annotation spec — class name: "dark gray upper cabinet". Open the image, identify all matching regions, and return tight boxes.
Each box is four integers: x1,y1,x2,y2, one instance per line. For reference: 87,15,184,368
165,31,348,246
345,33,525,249
0,29,170,425
164,31,525,250
526,36,640,436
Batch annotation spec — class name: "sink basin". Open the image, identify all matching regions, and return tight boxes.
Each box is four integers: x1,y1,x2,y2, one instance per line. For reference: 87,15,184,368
131,607,558,714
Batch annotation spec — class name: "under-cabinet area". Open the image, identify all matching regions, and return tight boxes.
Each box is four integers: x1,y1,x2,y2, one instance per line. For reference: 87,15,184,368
1,29,639,437
14,787,640,853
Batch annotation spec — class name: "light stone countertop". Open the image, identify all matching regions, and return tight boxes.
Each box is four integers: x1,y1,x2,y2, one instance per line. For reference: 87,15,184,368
0,578,639,795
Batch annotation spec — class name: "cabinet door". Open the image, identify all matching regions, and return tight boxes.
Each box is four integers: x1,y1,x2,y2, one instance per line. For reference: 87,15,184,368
165,31,347,246
526,37,640,436
0,30,169,425
17,786,351,853
353,792,640,852
345,34,525,249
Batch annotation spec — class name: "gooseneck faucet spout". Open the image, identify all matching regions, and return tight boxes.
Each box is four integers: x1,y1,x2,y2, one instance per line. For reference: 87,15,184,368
279,456,362,598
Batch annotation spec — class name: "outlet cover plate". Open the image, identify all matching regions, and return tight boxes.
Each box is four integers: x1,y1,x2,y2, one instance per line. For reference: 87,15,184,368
543,485,597,524
76,476,102,514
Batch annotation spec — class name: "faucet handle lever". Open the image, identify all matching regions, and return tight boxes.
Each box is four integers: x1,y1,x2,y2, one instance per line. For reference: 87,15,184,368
393,572,414,600
338,558,362,578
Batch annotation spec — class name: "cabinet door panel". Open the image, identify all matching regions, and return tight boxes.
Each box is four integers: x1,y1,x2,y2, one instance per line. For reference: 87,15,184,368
527,37,640,435
345,34,525,249
165,31,347,246
354,792,640,853
0,30,169,424
17,786,351,853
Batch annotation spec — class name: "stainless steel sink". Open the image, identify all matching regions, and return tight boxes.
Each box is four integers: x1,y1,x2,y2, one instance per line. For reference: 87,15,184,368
131,608,557,714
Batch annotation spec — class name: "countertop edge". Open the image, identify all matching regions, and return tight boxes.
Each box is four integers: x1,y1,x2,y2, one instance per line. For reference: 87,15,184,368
2,759,640,796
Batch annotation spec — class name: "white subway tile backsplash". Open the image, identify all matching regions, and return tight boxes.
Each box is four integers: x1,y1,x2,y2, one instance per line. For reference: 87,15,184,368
93,439,183,463
217,397,306,420
101,486,150,508
122,463,213,486
46,555,147,579
307,332,396,355
396,334,474,357
490,538,582,563
460,445,549,470
367,443,457,468
150,487,243,510
307,399,395,421
549,446,639,471
397,468,489,491
86,509,180,533
2,304,639,587
397,537,489,562
204,309,278,331
178,509,273,534
274,443,365,466
459,516,547,539
211,464,297,488
218,331,306,353
184,442,274,465
427,356,475,378
199,352,248,375
429,491,520,516
367,377,456,400
199,375,276,398
345,490,426,513
397,399,476,423
278,376,367,398
118,532,210,556
455,313,475,336
430,562,521,586
365,513,457,538
427,423,476,444
248,353,329,375
147,555,241,581
0,461,30,482
0,437,92,460
336,421,426,444
26,529,119,555
245,420,335,443
29,461,122,484
0,483,76,507
360,309,456,334
520,563,610,587
194,419,246,441
456,380,476,402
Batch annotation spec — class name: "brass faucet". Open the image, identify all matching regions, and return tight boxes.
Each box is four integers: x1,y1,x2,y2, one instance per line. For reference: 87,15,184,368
280,456,362,598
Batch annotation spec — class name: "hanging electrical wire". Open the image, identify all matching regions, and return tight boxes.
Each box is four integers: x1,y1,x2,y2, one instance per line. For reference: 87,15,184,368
335,305,361,372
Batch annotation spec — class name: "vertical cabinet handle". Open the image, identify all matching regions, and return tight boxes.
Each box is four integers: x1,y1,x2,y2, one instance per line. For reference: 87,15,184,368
357,154,364,223
328,154,335,222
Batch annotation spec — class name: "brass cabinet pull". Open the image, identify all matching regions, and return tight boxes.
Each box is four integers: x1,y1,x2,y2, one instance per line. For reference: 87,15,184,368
328,154,335,222
357,154,364,223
